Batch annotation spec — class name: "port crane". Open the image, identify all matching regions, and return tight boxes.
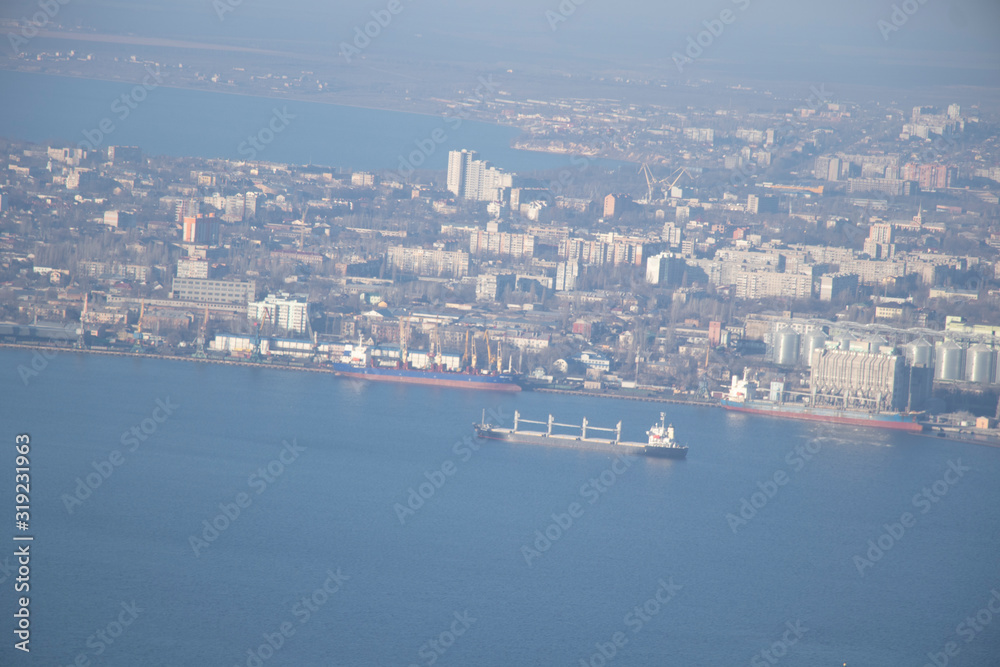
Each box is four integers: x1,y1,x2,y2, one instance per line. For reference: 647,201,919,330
484,330,494,372
130,300,146,353
398,316,409,369
638,164,695,204
249,307,270,363
461,330,471,371
193,307,209,359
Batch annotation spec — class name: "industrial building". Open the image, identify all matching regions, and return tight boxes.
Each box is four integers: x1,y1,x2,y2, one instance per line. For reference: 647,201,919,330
171,278,256,304
809,348,909,412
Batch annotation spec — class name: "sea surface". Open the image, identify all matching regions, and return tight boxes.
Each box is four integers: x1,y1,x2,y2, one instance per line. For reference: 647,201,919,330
1,349,999,666
0,70,581,173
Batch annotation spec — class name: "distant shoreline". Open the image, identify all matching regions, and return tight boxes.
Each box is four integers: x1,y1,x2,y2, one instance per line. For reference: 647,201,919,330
4,341,998,449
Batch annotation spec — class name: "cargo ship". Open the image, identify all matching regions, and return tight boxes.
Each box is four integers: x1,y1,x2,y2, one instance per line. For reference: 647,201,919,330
474,410,688,459
332,339,521,392
720,372,923,432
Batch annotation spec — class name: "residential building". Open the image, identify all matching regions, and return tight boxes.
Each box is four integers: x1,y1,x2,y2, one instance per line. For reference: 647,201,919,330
248,293,309,333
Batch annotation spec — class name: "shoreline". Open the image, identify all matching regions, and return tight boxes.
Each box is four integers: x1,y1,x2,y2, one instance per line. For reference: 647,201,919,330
4,341,998,449
0,67,636,169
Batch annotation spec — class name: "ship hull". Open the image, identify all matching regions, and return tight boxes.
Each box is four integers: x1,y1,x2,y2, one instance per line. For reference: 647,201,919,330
334,364,521,392
475,428,686,458
643,445,689,459
720,401,923,432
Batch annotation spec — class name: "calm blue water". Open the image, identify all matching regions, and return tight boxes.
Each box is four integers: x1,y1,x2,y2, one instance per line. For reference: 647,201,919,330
0,70,579,173
1,349,999,666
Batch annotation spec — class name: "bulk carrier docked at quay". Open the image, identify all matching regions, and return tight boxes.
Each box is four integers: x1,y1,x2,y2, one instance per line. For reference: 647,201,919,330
720,371,923,432
332,334,521,392
474,411,688,459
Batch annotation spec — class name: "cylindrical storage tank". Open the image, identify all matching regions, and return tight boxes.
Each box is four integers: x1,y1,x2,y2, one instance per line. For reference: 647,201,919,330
835,335,852,351
966,344,994,384
907,338,933,367
936,340,964,381
775,328,800,366
803,331,827,366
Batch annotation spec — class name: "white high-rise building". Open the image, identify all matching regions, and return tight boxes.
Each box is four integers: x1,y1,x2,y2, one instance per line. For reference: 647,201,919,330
447,149,476,197
248,293,309,334
447,149,513,202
